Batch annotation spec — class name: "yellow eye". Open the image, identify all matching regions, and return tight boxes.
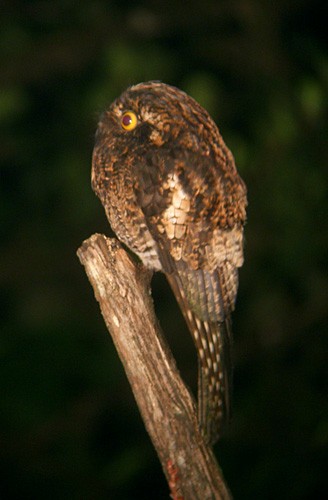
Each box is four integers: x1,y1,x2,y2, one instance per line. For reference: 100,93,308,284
121,111,138,131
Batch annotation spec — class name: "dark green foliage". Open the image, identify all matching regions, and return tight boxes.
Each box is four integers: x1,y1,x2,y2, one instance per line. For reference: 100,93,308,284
1,1,327,498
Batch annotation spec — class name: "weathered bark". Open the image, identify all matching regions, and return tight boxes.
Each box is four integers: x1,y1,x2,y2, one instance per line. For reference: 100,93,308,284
77,233,231,500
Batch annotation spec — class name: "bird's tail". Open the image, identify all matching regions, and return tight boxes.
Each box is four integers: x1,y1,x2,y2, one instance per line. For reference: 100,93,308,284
166,272,232,445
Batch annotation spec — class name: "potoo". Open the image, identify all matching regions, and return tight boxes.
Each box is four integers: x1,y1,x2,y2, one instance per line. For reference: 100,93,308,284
92,81,247,445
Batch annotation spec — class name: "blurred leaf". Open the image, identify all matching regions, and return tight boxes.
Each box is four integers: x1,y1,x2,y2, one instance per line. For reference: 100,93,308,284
298,78,326,121
0,87,28,123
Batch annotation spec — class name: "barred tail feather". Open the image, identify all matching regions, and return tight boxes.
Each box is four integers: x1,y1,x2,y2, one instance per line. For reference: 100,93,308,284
166,272,232,445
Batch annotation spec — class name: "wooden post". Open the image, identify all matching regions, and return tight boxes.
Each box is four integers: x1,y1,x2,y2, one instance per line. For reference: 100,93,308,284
77,234,231,500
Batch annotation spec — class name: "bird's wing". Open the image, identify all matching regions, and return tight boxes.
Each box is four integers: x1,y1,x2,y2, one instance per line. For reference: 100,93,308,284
134,148,246,443
162,235,242,443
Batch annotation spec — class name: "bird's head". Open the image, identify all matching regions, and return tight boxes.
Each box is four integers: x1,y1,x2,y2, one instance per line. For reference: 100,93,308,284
94,81,220,156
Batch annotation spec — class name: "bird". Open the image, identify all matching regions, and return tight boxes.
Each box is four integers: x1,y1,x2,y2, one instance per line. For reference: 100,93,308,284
91,81,247,445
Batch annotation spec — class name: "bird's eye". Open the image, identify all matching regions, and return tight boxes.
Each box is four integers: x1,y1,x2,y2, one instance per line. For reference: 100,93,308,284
121,111,138,131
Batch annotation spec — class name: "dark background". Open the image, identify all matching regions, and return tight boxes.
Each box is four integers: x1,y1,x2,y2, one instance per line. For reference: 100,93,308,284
1,1,327,498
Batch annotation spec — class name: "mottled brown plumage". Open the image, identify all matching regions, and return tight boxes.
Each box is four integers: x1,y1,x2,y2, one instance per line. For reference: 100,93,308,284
92,81,247,444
